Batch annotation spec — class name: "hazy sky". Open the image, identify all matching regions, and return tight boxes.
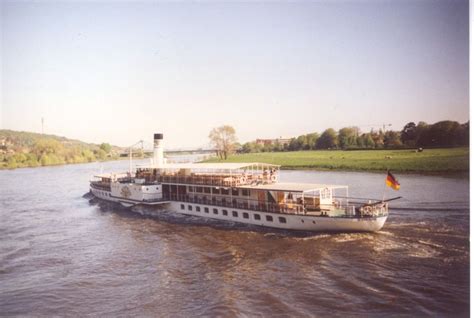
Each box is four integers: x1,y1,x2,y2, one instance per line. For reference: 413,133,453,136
0,0,469,148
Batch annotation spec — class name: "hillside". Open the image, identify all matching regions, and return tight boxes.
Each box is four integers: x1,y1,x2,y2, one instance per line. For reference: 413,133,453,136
0,130,123,169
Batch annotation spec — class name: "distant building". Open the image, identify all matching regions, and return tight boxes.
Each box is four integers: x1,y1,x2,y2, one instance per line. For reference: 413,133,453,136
255,137,291,147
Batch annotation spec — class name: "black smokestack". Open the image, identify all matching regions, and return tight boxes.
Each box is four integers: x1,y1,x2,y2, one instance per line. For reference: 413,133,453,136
154,133,163,140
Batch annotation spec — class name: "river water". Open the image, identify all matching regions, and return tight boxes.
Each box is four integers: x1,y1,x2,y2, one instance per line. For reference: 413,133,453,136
0,160,469,316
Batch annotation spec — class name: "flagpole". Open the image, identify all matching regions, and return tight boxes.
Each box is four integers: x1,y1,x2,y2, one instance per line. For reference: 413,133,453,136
382,170,388,202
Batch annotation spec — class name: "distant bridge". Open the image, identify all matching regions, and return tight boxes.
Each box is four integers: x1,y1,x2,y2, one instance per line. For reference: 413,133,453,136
119,148,216,157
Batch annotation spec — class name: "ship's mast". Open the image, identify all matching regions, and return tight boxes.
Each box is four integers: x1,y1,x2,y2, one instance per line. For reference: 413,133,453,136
128,140,144,176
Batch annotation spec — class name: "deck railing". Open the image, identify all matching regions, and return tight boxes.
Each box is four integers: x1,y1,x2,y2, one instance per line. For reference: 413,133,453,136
163,193,309,215
161,193,387,218
135,173,278,187
90,182,111,191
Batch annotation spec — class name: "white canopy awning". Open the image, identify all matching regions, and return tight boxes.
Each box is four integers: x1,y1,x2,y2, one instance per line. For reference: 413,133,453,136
137,162,280,171
240,182,348,193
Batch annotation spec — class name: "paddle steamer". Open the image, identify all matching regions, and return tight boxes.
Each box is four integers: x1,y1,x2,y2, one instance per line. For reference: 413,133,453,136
89,134,389,232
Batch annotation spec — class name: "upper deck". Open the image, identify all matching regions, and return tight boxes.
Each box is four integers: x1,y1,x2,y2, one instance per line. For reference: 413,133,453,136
135,162,280,187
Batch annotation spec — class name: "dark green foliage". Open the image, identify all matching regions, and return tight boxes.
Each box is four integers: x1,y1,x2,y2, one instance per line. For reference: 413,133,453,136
241,120,469,154
316,129,338,149
338,127,359,149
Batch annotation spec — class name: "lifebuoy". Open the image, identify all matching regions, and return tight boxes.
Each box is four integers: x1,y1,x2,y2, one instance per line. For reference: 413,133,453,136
365,206,373,215
270,175,277,182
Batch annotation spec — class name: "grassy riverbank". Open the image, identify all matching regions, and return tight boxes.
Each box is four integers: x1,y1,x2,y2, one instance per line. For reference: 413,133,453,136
203,148,469,173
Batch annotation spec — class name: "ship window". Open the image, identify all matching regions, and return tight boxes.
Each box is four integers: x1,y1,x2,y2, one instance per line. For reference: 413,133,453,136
254,214,261,220
243,212,249,219
204,187,211,194
232,188,239,196
196,206,201,212
278,217,287,224
321,188,331,200
266,215,273,222
232,211,238,217
196,187,203,193
212,188,219,194
188,186,194,192
188,205,192,211
213,208,218,215
180,204,185,210
221,188,229,195
156,187,159,190
222,210,228,216
205,207,209,213
241,189,250,196
146,187,149,191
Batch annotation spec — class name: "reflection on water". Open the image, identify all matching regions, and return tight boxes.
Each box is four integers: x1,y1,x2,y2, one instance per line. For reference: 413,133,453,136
0,161,469,316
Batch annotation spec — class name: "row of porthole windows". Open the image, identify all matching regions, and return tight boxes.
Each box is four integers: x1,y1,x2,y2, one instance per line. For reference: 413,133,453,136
97,190,110,197
114,186,159,192
144,187,160,191
113,186,159,192
180,204,287,224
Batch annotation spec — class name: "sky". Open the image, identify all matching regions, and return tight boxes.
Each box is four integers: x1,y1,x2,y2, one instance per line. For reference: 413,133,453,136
0,0,469,149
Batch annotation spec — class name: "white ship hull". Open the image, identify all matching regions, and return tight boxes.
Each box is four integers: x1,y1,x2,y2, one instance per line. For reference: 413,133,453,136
90,187,387,232
167,201,387,232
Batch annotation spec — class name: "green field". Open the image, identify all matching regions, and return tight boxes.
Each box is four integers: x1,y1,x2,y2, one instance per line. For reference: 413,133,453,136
203,148,469,173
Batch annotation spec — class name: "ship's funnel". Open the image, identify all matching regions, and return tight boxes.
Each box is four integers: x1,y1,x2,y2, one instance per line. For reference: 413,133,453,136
153,133,164,167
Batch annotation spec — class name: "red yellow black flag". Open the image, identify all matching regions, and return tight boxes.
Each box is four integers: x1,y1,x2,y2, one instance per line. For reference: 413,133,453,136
386,171,400,190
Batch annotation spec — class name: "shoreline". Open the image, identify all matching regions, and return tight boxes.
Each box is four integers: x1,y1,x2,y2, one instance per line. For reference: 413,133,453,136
275,166,469,177
1,152,468,177
0,156,136,171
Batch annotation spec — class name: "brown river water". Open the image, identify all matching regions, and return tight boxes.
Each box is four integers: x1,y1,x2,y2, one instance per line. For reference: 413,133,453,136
0,160,469,316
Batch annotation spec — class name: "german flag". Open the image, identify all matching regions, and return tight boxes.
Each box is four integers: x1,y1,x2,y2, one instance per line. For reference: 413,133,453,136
386,171,400,190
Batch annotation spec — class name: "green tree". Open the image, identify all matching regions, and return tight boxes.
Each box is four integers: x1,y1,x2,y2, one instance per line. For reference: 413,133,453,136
401,122,417,147
415,121,430,147
95,149,107,160
241,141,263,153
338,127,359,149
100,143,112,153
383,131,402,148
316,128,338,149
457,121,469,146
416,120,464,147
33,139,63,156
272,141,284,152
305,133,319,150
209,125,238,159
25,153,39,167
81,149,96,162
288,138,300,151
6,156,17,169
363,133,375,148
370,129,385,148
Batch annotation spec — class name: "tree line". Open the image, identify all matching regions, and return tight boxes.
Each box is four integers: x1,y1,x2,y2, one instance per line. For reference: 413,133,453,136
0,130,117,169
239,120,469,153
